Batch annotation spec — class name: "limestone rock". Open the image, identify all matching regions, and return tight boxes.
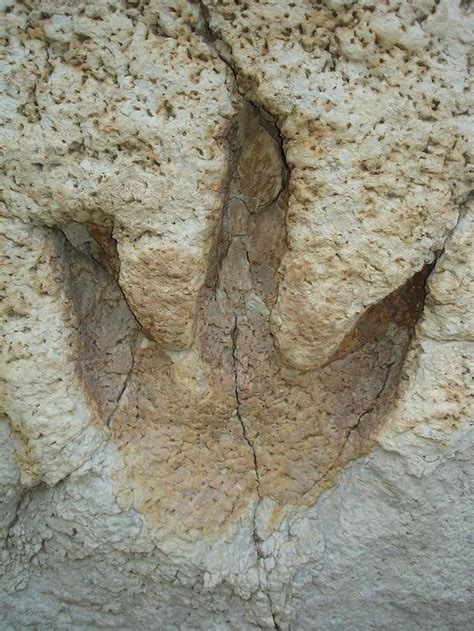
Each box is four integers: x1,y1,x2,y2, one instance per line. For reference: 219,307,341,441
0,1,472,629
202,0,472,370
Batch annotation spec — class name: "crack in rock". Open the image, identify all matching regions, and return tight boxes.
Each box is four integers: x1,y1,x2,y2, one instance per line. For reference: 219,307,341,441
231,315,261,497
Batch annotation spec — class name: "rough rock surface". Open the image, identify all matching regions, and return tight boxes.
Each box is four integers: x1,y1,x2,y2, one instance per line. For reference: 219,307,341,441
0,1,472,629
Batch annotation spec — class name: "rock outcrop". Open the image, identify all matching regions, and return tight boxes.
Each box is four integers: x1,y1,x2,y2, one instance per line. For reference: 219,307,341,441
1,1,472,629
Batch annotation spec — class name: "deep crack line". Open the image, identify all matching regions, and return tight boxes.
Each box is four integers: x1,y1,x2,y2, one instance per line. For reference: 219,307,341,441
231,315,261,499
306,359,397,497
106,330,142,428
231,315,280,630
199,39,288,624
338,359,396,458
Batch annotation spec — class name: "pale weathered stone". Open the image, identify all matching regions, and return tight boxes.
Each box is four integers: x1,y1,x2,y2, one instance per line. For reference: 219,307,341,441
202,0,472,370
0,1,472,629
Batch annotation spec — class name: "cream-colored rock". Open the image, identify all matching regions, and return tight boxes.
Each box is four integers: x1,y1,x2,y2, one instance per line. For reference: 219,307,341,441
0,214,105,486
1,0,237,348
0,1,472,629
203,0,472,370
379,207,474,445
421,209,474,342
0,417,22,534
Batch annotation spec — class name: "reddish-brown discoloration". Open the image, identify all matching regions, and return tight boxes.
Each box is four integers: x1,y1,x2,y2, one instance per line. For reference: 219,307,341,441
109,106,429,536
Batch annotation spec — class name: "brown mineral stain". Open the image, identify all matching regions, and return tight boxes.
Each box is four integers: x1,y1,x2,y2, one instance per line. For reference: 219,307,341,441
105,105,431,538
118,247,203,349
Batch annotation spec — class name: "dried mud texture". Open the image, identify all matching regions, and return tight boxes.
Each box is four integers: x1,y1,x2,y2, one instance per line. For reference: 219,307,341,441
1,1,473,629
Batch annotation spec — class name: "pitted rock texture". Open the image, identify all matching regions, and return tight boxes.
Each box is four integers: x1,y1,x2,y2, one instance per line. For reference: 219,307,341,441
1,1,473,629
201,0,472,370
